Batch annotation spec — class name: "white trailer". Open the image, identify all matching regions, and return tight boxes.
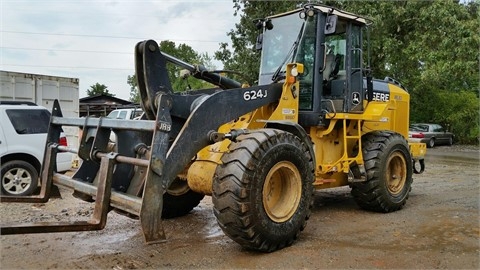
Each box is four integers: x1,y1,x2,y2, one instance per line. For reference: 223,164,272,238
0,70,80,152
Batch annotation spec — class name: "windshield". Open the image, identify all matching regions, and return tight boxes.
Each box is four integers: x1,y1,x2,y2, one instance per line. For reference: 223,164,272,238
258,12,304,85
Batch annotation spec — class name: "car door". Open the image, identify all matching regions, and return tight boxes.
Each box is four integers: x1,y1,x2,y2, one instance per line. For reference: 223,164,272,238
434,124,446,144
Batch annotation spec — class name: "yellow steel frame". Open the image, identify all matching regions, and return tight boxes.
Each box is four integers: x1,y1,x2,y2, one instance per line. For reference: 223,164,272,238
186,62,427,193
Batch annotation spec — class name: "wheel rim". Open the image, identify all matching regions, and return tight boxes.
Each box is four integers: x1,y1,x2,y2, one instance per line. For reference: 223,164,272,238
2,168,32,195
262,161,302,223
386,152,407,195
167,178,190,196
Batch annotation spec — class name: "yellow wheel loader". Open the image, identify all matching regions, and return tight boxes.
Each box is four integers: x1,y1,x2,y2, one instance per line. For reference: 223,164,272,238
1,4,426,252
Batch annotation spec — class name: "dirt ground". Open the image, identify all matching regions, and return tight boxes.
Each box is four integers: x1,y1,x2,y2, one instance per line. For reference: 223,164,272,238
1,145,479,269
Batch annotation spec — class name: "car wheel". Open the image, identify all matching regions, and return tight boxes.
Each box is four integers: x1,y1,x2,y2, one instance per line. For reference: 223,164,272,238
1,160,39,196
428,138,435,148
448,136,453,146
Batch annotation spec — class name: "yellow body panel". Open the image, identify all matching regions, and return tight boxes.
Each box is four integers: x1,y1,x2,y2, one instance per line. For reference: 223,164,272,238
187,63,426,194
409,141,427,160
267,64,303,122
310,82,424,190
187,64,303,193
362,84,410,138
186,140,229,195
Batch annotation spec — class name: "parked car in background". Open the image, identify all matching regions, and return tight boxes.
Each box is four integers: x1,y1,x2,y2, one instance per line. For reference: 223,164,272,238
409,123,454,148
106,108,143,120
0,101,72,195
106,108,144,143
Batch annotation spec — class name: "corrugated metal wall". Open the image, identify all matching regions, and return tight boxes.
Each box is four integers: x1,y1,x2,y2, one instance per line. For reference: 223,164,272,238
0,70,80,152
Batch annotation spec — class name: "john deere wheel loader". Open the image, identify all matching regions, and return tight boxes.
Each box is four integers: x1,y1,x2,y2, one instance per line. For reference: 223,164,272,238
1,4,426,252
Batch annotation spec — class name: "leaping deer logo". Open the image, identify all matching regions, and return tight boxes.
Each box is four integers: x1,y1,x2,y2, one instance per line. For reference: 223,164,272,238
352,92,360,105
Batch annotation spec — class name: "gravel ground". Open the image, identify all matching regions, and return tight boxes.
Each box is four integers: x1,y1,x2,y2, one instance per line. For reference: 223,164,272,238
1,145,479,269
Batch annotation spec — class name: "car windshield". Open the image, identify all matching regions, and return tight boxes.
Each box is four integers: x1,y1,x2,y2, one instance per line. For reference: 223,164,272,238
107,110,118,119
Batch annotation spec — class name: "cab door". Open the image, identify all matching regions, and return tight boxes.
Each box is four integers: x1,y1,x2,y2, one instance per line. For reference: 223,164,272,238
317,18,365,114
344,23,364,112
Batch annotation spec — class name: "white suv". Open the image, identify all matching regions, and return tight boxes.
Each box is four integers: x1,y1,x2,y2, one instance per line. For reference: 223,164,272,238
0,101,72,195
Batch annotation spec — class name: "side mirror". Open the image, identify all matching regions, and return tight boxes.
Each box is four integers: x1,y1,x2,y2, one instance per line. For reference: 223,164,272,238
325,15,337,34
255,33,263,51
254,18,272,51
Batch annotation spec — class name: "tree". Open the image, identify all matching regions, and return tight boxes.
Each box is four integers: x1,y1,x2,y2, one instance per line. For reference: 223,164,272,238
127,40,217,102
217,0,479,143
215,0,303,84
127,75,140,103
337,0,479,143
86,83,115,97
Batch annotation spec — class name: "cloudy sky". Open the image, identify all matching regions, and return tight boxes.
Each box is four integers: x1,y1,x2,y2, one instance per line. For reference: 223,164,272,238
1,0,239,100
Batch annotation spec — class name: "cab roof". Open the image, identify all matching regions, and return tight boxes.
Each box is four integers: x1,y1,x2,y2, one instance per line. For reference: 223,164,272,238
267,4,368,25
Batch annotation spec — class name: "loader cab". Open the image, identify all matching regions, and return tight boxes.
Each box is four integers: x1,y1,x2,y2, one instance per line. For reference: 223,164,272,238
257,5,368,126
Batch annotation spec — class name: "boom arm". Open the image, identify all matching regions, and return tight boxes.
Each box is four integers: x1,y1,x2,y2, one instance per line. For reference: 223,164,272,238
161,51,242,90
135,39,283,191
135,40,243,119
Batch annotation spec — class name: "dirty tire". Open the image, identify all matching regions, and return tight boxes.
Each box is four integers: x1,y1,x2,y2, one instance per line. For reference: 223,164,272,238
351,131,413,212
427,138,435,148
162,178,204,219
212,129,314,252
1,160,39,196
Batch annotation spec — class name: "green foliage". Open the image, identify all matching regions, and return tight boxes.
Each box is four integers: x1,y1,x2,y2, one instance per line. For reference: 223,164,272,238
127,75,140,103
217,0,479,143
215,0,303,84
86,83,115,97
160,40,217,92
128,41,217,101
432,90,479,144
340,0,479,144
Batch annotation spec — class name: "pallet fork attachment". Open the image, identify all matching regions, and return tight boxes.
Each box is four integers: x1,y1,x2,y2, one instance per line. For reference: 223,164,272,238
1,149,114,234
1,98,170,243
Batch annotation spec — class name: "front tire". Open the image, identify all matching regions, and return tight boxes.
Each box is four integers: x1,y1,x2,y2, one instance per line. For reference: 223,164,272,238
1,160,39,196
213,129,314,252
351,131,413,213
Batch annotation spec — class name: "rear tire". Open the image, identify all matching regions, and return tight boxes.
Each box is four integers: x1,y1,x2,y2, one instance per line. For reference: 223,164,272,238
351,131,413,213
162,178,204,219
1,160,39,196
427,138,435,148
213,129,314,252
